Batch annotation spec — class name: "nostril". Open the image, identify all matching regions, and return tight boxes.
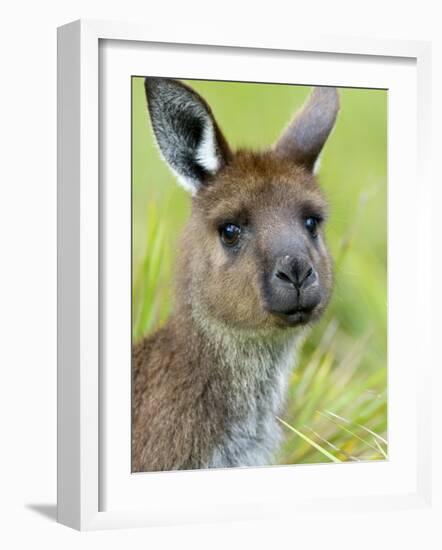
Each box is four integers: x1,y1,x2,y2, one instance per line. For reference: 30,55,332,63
303,267,313,282
298,266,315,288
275,270,292,284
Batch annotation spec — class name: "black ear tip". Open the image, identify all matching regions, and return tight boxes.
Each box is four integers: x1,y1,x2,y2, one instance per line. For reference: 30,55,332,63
144,77,174,106
144,77,160,96
144,77,185,101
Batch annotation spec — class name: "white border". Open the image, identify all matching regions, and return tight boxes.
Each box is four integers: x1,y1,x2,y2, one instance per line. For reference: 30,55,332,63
101,40,417,511
57,19,433,530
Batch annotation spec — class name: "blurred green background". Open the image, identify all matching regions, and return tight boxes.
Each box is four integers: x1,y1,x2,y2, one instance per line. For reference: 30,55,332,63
132,77,388,465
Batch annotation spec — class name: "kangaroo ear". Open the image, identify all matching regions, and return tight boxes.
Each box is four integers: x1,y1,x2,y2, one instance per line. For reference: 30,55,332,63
145,78,231,194
274,87,339,171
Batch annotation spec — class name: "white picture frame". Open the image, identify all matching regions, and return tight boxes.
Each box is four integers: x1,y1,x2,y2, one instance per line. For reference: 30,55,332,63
57,19,433,531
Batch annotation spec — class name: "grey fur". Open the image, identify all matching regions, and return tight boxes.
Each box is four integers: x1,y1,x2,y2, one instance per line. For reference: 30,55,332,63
275,86,340,170
193,308,299,468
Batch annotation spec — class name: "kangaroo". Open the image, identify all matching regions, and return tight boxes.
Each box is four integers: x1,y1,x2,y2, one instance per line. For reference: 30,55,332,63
132,78,339,472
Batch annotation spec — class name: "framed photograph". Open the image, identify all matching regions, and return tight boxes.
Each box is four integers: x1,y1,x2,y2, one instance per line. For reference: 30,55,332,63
57,19,433,530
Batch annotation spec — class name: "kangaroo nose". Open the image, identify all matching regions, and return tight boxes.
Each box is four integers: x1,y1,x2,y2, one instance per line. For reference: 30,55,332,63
274,255,316,290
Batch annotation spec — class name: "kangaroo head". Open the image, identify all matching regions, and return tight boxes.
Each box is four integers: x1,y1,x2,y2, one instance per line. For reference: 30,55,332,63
145,78,339,333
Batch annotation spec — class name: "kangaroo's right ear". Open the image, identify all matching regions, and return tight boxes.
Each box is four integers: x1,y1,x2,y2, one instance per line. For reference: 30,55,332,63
145,78,231,195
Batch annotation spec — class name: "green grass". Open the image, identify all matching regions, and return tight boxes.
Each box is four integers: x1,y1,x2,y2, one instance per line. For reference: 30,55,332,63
132,77,388,465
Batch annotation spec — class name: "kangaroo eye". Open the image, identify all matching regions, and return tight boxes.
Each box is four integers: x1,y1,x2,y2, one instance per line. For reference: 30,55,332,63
220,223,241,247
304,217,319,238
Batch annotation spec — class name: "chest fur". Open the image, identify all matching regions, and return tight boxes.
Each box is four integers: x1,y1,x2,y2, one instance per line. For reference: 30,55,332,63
206,341,296,468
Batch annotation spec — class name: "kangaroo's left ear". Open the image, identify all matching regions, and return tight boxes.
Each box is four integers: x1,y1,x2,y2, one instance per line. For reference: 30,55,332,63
145,78,232,195
274,87,340,172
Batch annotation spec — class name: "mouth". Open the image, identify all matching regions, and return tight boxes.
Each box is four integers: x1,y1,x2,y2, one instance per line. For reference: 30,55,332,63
270,306,316,326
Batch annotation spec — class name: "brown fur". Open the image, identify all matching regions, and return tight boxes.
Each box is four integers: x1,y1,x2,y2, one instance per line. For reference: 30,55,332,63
132,81,338,472
133,152,332,472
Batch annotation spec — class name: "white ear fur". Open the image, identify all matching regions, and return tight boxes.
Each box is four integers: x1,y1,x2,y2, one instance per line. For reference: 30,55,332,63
196,122,221,174
164,121,221,195
313,154,322,175
148,136,202,195
163,161,200,196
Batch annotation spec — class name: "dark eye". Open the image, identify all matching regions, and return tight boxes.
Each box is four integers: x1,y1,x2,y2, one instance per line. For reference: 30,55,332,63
304,217,319,238
220,223,241,247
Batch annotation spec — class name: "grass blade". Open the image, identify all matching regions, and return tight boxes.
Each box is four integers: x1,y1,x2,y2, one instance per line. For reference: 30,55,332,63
316,410,382,455
276,416,341,463
324,410,387,445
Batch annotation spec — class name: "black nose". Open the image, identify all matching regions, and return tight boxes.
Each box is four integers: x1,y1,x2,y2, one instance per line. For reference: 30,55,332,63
274,255,316,290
